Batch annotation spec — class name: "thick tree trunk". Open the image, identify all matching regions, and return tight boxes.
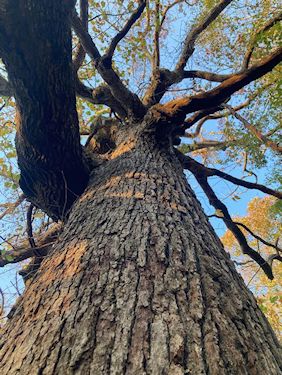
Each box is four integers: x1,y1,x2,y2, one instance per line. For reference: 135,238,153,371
0,129,281,374
0,0,89,220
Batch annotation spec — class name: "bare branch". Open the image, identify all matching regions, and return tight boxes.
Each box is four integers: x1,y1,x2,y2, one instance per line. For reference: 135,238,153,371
184,84,273,137
161,47,282,118
153,0,161,72
0,224,61,267
243,152,258,183
177,152,282,199
182,70,233,82
210,214,281,253
73,0,89,71
175,0,233,71
104,1,146,63
71,11,101,63
72,11,145,119
184,117,208,138
235,221,282,252
223,104,282,153
243,12,282,69
191,175,274,279
267,254,282,268
185,140,231,152
160,0,186,30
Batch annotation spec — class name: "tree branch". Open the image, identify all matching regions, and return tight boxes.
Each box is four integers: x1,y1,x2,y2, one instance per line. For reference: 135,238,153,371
75,79,127,118
184,140,231,152
26,204,35,248
177,151,282,199
235,221,282,252
0,224,61,268
160,0,186,30
72,11,146,119
223,104,282,153
161,47,282,119
104,0,146,63
210,214,281,253
175,0,233,71
191,175,274,279
182,70,233,82
73,0,89,71
153,0,161,72
184,85,272,137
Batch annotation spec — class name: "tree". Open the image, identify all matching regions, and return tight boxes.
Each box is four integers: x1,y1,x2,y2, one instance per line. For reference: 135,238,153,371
0,1,281,374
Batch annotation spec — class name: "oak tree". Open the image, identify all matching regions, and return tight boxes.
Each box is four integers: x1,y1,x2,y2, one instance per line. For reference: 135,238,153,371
0,1,281,374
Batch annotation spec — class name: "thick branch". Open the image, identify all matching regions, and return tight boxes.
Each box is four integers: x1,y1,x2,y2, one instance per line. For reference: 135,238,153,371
234,221,282,252
161,48,282,118
104,1,146,63
175,0,233,71
144,45,278,107
184,83,273,137
72,11,145,119
210,214,281,253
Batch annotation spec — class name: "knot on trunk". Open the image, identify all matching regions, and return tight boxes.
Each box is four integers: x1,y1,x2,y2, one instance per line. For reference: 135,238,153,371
85,116,119,154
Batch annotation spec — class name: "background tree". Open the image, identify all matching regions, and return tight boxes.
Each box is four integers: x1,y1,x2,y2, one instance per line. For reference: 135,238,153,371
0,0,281,374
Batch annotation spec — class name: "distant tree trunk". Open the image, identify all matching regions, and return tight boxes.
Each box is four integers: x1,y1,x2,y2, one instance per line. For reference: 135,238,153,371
0,126,280,375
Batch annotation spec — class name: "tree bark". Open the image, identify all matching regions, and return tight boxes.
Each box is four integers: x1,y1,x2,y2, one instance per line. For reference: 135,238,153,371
0,127,280,375
0,0,89,220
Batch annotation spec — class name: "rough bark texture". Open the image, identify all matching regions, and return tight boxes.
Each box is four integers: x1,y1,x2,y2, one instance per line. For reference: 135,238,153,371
0,126,280,375
0,0,88,220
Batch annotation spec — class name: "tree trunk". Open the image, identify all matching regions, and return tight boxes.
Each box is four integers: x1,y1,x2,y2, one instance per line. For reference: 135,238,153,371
0,128,281,375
